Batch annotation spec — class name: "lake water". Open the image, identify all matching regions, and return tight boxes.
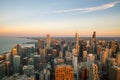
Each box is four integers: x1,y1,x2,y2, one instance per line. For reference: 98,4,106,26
0,37,36,54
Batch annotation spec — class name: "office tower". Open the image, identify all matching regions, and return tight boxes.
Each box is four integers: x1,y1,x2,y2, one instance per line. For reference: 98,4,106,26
62,43,68,58
83,51,87,61
65,52,72,62
13,55,20,73
97,45,102,55
92,31,96,43
86,40,90,47
4,52,11,61
116,52,120,66
16,44,21,55
106,58,116,80
0,64,5,79
12,47,17,55
38,39,44,49
40,69,50,80
40,48,46,60
78,67,89,80
87,54,95,64
55,65,74,80
108,49,112,58
23,65,34,77
86,41,91,54
109,65,120,80
75,32,79,55
110,41,116,53
78,62,89,80
72,48,78,73
100,51,108,65
89,63,98,80
34,55,40,70
3,61,11,76
46,34,51,48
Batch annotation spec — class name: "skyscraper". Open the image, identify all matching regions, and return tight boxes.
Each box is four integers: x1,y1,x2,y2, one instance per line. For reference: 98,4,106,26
12,48,17,56
83,51,87,61
13,55,20,73
75,32,79,55
89,64,98,80
87,54,95,64
40,69,50,80
92,31,96,43
3,61,11,76
0,64,5,79
55,64,74,80
100,51,108,65
110,41,116,53
4,52,11,61
109,65,120,80
116,52,120,66
78,67,89,80
46,34,51,48
38,39,44,49
72,48,78,74
34,55,40,70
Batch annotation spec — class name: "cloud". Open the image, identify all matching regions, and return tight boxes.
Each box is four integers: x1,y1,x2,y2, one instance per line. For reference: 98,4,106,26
53,1,120,13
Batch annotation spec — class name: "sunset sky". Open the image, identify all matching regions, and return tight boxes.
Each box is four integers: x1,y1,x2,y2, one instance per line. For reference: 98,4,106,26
0,0,120,37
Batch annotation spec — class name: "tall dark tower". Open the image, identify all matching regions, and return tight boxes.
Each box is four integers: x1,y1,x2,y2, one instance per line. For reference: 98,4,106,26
92,31,96,43
92,31,97,54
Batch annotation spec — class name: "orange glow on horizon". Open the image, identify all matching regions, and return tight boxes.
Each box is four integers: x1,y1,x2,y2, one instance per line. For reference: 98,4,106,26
0,27,120,37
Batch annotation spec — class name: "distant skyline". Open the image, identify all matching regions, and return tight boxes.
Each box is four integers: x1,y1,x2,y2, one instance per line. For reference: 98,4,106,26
0,0,120,37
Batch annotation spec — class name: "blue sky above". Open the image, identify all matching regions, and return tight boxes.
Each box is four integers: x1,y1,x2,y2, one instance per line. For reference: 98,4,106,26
0,0,120,37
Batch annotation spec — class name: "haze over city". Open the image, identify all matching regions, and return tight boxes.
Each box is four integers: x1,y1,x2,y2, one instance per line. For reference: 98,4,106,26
0,0,120,37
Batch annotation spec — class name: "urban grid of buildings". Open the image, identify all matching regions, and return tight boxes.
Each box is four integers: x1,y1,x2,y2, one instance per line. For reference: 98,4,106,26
0,32,120,80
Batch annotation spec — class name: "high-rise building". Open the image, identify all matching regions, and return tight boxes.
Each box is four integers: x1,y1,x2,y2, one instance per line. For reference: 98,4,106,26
0,64,5,79
11,48,17,56
83,51,87,61
4,52,11,61
100,51,108,65
72,48,78,73
46,34,51,48
106,58,116,80
109,65,120,80
89,64,99,80
87,54,95,64
65,51,72,62
116,52,120,66
40,48,46,60
13,55,20,73
108,49,112,58
3,61,11,76
38,39,44,49
55,65,74,80
34,55,40,70
97,45,102,55
23,65,34,77
110,41,116,53
40,69,50,80
75,32,79,55
78,67,89,80
92,31,96,43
